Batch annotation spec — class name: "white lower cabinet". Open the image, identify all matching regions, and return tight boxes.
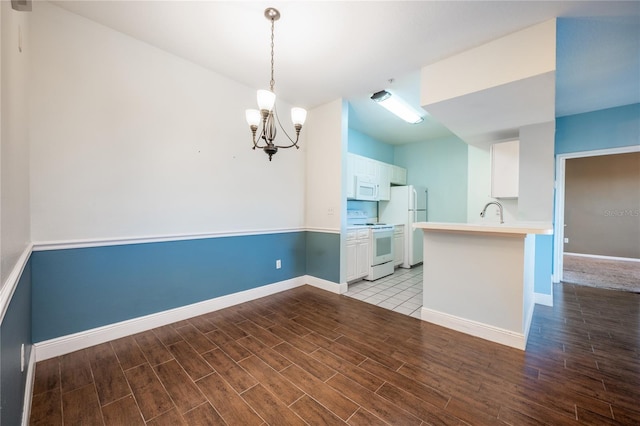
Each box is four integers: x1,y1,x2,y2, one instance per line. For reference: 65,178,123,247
346,229,370,282
393,225,405,267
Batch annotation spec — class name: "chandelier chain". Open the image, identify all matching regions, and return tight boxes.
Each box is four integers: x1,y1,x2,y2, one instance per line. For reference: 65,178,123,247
270,17,275,92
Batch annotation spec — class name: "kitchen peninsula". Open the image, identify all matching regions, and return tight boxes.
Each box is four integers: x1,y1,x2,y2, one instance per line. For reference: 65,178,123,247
415,222,553,350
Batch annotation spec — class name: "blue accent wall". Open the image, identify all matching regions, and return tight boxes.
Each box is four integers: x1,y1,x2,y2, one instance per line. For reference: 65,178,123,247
394,136,468,222
347,128,395,163
32,232,307,342
534,235,553,295
306,232,340,284
0,260,32,426
556,103,640,154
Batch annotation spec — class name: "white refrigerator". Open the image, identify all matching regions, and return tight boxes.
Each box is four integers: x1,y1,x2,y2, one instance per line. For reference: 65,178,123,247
379,185,428,268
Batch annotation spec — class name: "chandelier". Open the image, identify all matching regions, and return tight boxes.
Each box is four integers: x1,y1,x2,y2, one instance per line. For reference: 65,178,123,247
245,7,307,161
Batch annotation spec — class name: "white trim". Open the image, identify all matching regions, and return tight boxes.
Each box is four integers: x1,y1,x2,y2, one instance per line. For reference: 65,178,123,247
32,228,307,251
523,297,535,342
33,276,307,361
534,292,554,307
557,145,640,160
420,307,526,350
564,252,640,263
0,244,33,323
553,144,640,283
21,348,36,426
308,227,341,234
304,275,347,294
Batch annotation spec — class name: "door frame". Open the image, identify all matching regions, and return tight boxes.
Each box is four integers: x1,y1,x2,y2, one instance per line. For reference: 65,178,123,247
553,145,640,283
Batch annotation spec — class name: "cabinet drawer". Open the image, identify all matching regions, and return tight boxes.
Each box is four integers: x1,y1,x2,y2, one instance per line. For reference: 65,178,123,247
346,231,357,241
356,229,370,240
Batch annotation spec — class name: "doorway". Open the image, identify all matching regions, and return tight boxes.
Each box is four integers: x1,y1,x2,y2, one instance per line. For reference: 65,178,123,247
554,146,640,291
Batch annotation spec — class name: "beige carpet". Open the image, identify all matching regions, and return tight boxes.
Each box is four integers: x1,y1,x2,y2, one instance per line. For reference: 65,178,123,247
563,254,640,293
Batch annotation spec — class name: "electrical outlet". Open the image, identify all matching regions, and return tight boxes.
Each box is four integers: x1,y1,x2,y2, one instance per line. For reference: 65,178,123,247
276,259,281,269
327,208,335,216
564,237,569,244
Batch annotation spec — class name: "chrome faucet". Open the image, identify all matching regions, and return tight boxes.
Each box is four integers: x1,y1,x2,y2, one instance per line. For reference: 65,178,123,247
480,201,504,224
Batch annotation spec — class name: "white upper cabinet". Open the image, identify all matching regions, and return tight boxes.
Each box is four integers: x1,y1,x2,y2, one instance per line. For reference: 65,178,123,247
346,153,407,201
353,155,378,180
491,140,519,198
378,163,391,201
390,165,407,185
346,154,356,199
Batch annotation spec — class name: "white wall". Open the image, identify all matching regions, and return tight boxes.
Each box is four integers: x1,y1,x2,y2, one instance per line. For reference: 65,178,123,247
421,19,556,105
1,1,31,287
29,2,305,243
304,98,345,232
518,121,555,222
466,121,555,224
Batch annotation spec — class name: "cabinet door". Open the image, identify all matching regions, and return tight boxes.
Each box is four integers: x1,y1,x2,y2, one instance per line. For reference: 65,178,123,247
346,241,357,282
378,163,391,201
356,240,369,278
346,154,355,199
391,165,407,185
490,140,519,198
394,234,404,266
353,155,369,177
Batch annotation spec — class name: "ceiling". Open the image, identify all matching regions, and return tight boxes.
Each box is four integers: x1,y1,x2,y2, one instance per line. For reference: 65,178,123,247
51,1,640,145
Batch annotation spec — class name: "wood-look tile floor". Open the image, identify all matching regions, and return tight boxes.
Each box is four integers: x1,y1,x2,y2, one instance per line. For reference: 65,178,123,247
30,282,640,425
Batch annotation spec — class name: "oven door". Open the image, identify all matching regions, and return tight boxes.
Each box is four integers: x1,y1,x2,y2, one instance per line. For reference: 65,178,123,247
371,228,394,265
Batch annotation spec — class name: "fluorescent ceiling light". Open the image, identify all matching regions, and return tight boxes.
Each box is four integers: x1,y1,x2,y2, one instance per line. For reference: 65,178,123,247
371,90,424,124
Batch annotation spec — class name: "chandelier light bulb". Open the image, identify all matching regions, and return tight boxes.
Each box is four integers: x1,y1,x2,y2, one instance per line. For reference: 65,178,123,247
291,107,307,126
245,109,261,127
257,90,276,112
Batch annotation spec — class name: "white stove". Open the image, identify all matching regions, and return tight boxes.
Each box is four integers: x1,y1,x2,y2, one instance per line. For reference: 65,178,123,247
347,210,395,281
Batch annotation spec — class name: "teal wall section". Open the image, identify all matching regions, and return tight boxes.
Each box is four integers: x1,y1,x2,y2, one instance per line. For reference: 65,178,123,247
32,232,307,342
556,104,640,154
0,260,32,426
551,105,639,296
394,136,468,222
347,128,395,163
306,232,340,284
534,235,553,295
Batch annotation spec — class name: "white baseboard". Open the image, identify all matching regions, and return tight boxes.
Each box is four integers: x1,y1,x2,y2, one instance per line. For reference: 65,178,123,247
523,298,535,343
534,292,553,307
420,307,526,350
305,275,347,294
34,276,307,361
564,252,640,263
21,347,36,426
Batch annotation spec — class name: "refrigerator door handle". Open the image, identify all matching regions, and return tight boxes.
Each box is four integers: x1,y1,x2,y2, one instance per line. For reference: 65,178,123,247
425,188,428,221
411,187,418,211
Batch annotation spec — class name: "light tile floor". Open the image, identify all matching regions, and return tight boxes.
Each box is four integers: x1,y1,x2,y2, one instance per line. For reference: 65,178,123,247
344,264,423,318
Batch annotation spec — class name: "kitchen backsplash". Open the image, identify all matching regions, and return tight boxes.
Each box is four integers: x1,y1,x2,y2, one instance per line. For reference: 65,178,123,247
347,200,378,219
